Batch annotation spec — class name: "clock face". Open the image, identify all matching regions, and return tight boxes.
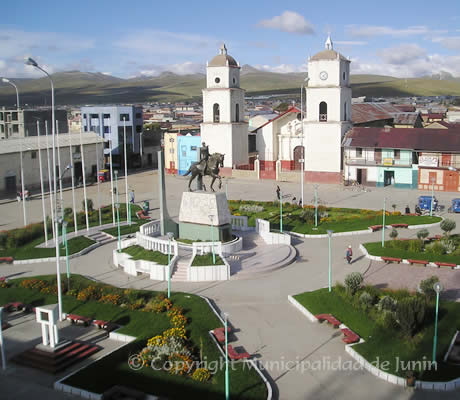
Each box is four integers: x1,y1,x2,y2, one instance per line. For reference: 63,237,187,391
319,71,328,80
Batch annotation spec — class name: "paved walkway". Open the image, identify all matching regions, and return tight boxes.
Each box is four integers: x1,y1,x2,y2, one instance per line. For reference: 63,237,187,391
2,172,460,399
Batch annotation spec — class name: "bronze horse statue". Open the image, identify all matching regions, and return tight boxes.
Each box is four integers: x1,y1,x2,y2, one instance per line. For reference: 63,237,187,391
183,153,225,192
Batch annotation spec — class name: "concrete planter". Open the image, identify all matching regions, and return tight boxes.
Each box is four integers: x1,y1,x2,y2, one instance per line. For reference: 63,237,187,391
188,264,229,281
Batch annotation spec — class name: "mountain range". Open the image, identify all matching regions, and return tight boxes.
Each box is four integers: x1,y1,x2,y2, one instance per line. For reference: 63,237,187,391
0,66,459,107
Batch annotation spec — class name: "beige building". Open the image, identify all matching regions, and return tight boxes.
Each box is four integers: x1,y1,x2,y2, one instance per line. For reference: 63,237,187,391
0,132,104,196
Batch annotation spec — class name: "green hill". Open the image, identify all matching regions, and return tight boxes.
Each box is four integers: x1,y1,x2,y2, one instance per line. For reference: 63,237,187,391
0,68,459,106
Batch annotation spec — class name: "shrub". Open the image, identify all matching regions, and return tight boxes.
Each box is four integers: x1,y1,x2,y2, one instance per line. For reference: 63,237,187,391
239,204,264,213
359,291,373,310
396,297,426,337
64,207,73,217
441,238,456,253
425,241,445,256
408,239,423,253
191,368,211,382
440,219,456,236
417,229,429,241
77,285,101,301
378,295,397,312
376,310,398,330
299,208,315,224
82,198,94,212
345,272,364,295
0,231,7,250
393,240,410,251
389,228,398,240
419,276,440,300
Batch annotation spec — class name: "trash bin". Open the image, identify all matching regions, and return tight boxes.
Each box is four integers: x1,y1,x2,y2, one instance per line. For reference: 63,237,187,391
143,201,149,213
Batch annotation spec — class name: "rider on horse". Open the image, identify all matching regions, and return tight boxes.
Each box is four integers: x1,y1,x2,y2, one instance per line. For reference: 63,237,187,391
200,142,209,175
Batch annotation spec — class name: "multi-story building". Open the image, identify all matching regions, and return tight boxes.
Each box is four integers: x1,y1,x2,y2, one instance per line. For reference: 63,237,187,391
0,108,68,139
81,106,143,167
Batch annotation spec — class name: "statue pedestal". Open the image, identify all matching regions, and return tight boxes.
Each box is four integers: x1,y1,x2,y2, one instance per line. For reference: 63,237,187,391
178,191,232,242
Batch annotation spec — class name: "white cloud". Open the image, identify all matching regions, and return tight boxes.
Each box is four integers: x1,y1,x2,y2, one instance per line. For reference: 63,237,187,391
102,72,112,76
432,36,460,50
115,30,221,56
347,25,443,38
258,11,314,35
377,43,427,65
137,61,205,77
254,63,307,73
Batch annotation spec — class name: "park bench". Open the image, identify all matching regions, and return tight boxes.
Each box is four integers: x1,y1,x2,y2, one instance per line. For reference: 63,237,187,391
226,345,250,360
369,225,383,232
315,314,341,328
212,327,231,344
434,262,457,269
405,213,419,216
390,223,408,228
428,235,442,241
0,257,13,264
136,211,151,220
381,256,402,263
3,302,25,312
67,314,92,326
407,259,429,266
93,320,118,332
341,328,360,344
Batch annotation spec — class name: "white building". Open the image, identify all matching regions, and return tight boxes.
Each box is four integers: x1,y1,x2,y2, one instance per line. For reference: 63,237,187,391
303,35,352,183
200,44,248,169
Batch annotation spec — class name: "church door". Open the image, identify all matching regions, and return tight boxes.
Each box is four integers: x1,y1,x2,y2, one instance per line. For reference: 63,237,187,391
293,146,305,170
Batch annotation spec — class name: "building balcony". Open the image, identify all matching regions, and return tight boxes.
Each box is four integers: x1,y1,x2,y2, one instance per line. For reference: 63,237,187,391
345,157,412,167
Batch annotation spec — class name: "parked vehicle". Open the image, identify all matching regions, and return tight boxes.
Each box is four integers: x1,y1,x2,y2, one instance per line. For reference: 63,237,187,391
448,198,460,213
97,169,110,183
418,195,441,213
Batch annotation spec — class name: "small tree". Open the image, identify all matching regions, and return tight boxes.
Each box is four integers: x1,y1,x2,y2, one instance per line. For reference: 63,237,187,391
396,297,426,337
392,204,397,213
416,228,429,241
359,291,373,311
345,272,364,295
419,276,440,300
389,228,399,240
440,219,456,237
378,295,397,312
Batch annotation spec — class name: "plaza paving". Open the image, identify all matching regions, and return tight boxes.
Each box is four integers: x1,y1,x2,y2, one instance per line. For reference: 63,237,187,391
1,171,460,399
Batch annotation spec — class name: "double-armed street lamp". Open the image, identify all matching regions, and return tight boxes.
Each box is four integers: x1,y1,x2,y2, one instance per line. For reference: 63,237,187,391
432,282,443,363
2,78,19,109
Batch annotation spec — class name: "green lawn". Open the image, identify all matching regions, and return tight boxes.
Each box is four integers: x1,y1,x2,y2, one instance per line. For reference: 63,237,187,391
228,200,441,235
0,275,267,399
294,288,460,380
102,221,148,237
192,254,225,266
364,241,460,264
0,236,95,260
122,245,169,264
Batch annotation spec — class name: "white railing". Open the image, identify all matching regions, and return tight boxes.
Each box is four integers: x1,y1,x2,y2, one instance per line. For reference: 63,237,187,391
140,220,161,237
136,232,178,256
192,241,223,257
231,215,252,231
256,218,291,245
189,242,230,281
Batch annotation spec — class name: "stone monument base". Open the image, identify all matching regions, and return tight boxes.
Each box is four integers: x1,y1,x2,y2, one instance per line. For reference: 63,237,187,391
179,222,232,242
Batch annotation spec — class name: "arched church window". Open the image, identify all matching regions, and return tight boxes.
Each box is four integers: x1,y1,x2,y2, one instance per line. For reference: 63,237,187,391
344,102,347,120
319,102,327,122
213,103,220,123
343,72,346,81
235,104,239,122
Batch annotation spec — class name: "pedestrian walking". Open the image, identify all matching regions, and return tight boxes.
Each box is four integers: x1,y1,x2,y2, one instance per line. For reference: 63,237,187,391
130,190,135,204
276,185,281,201
346,245,353,264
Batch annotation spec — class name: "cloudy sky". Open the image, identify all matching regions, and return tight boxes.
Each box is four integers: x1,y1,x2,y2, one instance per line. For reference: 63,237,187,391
1,0,460,79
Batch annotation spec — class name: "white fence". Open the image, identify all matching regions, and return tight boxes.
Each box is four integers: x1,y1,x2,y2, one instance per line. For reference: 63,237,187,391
136,232,178,256
256,218,291,245
231,215,253,231
139,220,161,237
189,242,230,281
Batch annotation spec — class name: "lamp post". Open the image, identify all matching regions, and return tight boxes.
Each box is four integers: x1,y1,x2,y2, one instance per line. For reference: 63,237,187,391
2,78,19,109
62,220,70,289
109,139,115,226
67,129,78,235
44,121,56,241
430,177,435,217
300,84,304,208
114,170,121,252
96,140,102,226
37,121,48,245
280,189,283,233
167,232,174,298
80,128,89,231
314,184,319,227
0,307,6,370
382,197,387,248
432,282,443,363
208,215,216,264
123,117,130,225
223,311,230,400
327,230,333,292
19,146,27,226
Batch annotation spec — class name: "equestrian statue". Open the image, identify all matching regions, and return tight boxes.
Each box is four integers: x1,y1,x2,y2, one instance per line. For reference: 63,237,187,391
183,142,225,192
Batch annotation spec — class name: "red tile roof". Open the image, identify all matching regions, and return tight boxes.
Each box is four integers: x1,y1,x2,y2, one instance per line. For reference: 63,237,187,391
251,106,301,132
344,127,460,152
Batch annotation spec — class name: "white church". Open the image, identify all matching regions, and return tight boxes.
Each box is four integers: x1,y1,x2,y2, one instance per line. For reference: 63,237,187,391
200,36,352,183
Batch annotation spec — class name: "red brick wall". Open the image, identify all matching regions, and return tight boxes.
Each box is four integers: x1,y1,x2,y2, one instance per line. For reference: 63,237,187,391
260,160,276,171
260,170,276,180
305,171,342,184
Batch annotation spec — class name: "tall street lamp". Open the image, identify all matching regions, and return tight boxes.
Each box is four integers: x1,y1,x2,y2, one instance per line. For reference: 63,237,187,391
123,117,130,225
167,232,174,298
2,78,19,109
208,214,216,264
223,311,230,400
300,84,304,208
432,282,443,363
37,121,48,245
67,129,78,235
114,170,121,252
62,220,70,290
109,139,115,226
430,177,435,217
19,146,27,226
280,189,283,233
327,230,333,292
381,197,387,248
0,307,6,370
26,57,62,319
